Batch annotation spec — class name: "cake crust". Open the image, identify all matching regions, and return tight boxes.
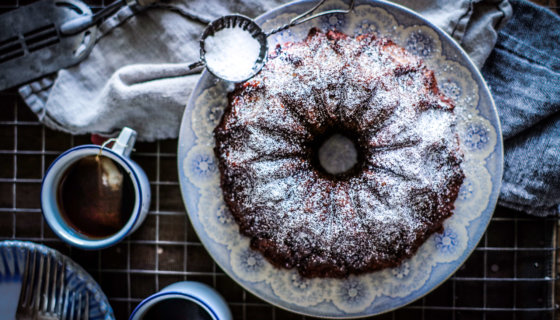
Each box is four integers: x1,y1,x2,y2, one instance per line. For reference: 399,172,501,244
214,29,465,278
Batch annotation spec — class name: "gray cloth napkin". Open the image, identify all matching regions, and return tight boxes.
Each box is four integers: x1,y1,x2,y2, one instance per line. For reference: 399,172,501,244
19,0,511,141
481,0,560,216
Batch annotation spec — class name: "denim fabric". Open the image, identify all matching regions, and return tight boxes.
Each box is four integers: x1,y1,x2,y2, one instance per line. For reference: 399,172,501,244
482,0,560,216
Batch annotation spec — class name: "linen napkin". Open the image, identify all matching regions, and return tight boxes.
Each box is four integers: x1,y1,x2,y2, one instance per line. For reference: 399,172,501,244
481,0,560,216
18,0,510,141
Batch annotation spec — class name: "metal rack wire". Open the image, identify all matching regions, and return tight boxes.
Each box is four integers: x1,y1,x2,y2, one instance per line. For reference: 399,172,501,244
1,1,559,319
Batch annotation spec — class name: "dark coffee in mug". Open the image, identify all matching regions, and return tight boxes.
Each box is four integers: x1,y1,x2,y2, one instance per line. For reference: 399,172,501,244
142,298,213,320
57,155,135,238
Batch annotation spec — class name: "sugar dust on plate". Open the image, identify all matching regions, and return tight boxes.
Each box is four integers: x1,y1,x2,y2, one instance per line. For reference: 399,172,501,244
204,27,262,82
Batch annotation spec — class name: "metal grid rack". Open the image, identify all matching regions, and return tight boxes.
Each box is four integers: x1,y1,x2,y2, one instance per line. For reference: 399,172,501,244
1,1,559,319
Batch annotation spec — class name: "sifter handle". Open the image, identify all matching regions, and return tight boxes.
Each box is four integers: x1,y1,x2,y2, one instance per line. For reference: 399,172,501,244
266,0,354,36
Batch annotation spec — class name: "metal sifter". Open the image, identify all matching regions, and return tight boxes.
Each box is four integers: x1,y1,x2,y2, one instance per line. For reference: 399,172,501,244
191,0,355,82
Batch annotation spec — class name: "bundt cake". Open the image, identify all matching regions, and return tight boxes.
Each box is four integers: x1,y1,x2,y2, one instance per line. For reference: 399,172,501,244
214,28,465,278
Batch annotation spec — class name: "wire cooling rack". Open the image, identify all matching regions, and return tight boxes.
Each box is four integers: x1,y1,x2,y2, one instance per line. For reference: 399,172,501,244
1,1,559,319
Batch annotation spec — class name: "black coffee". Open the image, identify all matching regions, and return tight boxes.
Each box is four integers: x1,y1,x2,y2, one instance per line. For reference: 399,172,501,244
57,155,135,238
142,298,213,320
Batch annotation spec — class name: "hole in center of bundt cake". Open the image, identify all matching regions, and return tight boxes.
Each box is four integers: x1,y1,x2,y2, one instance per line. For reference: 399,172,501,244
312,131,361,178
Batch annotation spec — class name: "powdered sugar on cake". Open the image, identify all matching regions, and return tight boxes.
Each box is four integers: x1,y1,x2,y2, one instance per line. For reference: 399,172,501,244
214,29,464,278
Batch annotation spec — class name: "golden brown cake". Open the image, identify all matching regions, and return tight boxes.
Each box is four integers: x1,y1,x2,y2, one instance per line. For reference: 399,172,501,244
214,28,464,278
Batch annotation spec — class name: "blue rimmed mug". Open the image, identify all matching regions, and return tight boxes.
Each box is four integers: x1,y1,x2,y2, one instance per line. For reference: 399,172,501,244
41,127,151,250
130,281,232,320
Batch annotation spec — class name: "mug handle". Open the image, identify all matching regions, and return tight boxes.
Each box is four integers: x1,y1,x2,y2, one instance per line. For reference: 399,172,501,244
111,127,137,157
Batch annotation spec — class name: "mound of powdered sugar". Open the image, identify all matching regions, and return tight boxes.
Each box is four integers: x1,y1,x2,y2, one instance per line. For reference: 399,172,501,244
204,27,261,82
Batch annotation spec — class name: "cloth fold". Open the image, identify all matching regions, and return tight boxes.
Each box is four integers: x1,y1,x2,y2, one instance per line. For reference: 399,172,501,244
481,0,560,216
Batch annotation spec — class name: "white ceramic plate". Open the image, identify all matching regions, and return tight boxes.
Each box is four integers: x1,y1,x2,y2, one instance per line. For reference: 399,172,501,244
178,0,503,317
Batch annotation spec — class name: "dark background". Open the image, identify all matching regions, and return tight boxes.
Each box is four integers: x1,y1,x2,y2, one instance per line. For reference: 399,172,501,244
0,0,559,319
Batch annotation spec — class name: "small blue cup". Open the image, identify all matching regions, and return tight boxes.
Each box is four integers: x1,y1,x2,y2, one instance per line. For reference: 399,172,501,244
41,127,151,250
130,281,232,320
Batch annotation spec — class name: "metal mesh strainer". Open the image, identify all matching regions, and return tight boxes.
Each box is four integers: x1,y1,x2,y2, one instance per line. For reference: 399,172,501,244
189,0,355,82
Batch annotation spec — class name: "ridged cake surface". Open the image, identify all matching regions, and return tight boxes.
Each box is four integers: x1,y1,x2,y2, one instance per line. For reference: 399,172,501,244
214,29,465,278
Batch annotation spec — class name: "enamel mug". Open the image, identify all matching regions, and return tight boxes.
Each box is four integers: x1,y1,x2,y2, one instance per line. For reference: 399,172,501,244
130,281,233,320
41,127,151,250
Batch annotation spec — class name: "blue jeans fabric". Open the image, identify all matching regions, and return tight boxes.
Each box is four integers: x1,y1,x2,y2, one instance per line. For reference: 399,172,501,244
481,0,560,216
